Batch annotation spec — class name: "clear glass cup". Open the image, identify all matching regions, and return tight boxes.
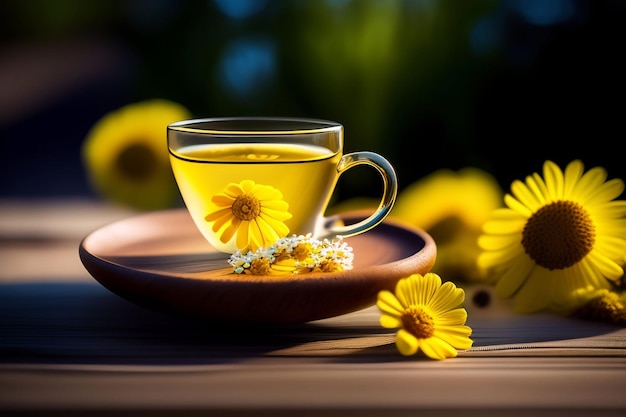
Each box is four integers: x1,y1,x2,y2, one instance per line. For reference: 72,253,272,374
168,117,397,253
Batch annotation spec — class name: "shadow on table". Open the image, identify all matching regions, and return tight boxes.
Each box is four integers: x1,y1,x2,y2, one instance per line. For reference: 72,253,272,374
0,281,620,365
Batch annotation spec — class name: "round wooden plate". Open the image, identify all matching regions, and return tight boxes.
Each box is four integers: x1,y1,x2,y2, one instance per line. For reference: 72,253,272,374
79,209,436,324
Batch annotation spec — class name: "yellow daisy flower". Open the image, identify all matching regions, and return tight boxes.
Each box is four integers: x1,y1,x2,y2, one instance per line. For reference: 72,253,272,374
205,180,293,252
477,160,626,313
82,99,191,211
391,167,503,282
377,273,473,359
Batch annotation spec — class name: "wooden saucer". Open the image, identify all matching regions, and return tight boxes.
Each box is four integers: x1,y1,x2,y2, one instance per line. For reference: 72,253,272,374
79,209,436,324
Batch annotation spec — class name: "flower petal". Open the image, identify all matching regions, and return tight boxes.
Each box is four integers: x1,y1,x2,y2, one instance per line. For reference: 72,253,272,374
419,337,458,360
502,195,533,218
223,183,245,198
429,281,464,313
246,220,266,250
395,329,419,356
211,195,236,206
434,326,473,350
205,208,234,229
511,179,541,211
380,314,402,329
253,218,280,245
401,273,440,306
259,206,293,222
234,220,250,250
239,180,256,193
493,254,535,298
542,160,564,201
377,290,404,316
219,218,240,244
436,308,468,326
585,250,623,281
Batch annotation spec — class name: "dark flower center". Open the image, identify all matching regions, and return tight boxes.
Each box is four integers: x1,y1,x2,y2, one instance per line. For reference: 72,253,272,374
232,194,261,221
248,258,272,275
402,306,435,339
521,200,595,270
115,143,157,181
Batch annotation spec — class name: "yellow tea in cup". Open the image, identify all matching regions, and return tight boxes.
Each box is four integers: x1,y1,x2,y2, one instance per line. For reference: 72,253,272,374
168,118,397,254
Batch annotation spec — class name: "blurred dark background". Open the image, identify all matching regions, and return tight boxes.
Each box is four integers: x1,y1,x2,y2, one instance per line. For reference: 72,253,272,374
1,0,625,203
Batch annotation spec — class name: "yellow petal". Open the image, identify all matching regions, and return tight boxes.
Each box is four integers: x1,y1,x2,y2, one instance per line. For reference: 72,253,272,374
482,208,527,234
239,180,256,193
542,160,564,201
205,209,234,231
401,273,440,306
582,178,625,206
510,267,554,312
260,206,293,222
434,327,473,350
219,218,240,244
511,179,541,211
245,220,265,250
493,254,535,298
436,308,468,326
420,337,457,360
595,235,626,260
254,217,282,246
377,290,404,316
503,194,533,217
430,281,464,313
524,174,548,206
224,183,245,198
235,221,250,250
253,185,284,201
477,233,520,251
395,329,419,356
211,195,236,206
563,159,584,197
380,314,402,329
586,250,623,281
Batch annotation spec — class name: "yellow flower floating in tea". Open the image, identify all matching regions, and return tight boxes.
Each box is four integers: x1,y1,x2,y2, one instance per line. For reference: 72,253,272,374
478,160,626,314
205,180,293,252
82,99,191,211
377,273,473,359
228,233,354,275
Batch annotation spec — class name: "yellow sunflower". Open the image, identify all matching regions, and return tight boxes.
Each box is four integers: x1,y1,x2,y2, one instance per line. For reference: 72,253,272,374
377,273,473,359
82,99,191,211
205,180,293,252
391,167,503,282
477,160,626,313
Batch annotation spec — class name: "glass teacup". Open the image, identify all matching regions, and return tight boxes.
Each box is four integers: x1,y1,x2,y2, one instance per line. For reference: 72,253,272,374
168,117,397,254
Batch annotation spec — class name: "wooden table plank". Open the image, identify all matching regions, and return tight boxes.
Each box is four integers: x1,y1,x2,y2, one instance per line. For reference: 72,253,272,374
1,199,625,415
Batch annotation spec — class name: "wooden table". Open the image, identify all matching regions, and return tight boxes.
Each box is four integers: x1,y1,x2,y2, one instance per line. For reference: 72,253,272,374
1,199,625,416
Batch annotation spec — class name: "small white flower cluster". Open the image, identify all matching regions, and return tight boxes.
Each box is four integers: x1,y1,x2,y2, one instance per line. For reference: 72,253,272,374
228,233,355,275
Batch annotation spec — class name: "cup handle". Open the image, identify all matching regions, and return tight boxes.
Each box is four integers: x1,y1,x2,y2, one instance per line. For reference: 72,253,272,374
322,151,398,238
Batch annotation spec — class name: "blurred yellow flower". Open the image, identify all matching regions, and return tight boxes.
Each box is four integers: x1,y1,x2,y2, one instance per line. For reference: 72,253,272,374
205,180,292,252
391,167,503,282
564,287,626,325
377,273,473,359
82,99,191,211
478,160,626,313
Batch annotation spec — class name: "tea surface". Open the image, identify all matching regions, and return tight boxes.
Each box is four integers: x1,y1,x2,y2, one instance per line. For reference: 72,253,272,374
170,143,341,252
